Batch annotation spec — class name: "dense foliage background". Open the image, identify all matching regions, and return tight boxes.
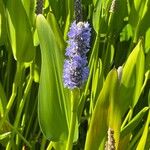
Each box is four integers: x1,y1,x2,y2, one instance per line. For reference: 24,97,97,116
0,0,150,149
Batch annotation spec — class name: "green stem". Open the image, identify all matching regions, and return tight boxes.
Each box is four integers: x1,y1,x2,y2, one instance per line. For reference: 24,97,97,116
66,90,79,150
78,34,100,120
66,109,76,150
6,121,32,148
4,51,12,96
0,62,22,129
121,109,132,130
64,0,74,40
25,96,38,138
11,63,34,146
128,126,144,150
41,136,47,150
16,66,25,108
46,142,53,150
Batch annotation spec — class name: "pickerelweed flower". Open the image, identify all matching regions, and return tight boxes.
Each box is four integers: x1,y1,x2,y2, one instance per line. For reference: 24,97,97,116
63,21,91,89
105,128,116,150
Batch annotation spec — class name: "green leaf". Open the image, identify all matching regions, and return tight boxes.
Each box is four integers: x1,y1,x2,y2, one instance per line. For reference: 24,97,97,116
36,14,69,142
91,59,104,106
84,69,119,150
109,0,128,36
120,107,149,138
137,1,150,38
129,0,147,28
129,0,150,42
145,49,150,72
22,0,36,26
0,82,7,117
48,0,68,22
119,40,145,114
120,24,133,42
137,91,150,149
145,28,150,53
0,0,7,45
102,43,115,75
92,0,110,34
6,0,35,62
47,12,65,51
136,109,150,149
144,131,150,150
92,0,102,33
0,132,11,140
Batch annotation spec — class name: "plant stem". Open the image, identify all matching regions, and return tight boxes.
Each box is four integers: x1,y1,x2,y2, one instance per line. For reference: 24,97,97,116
41,136,47,150
66,109,76,150
11,63,34,146
0,62,22,129
66,90,79,150
6,121,32,148
46,142,53,150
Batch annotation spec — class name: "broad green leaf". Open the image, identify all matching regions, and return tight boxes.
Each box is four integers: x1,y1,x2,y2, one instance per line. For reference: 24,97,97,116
36,14,69,142
129,0,150,42
92,0,110,34
22,0,36,26
119,40,145,114
47,12,65,51
6,0,35,62
84,69,119,150
107,69,121,149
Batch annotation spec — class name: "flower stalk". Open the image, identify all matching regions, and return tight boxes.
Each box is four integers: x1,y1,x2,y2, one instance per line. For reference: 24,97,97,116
66,90,80,150
63,0,91,149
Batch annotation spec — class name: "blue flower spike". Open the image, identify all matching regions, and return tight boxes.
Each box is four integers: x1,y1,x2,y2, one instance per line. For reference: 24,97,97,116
63,21,91,89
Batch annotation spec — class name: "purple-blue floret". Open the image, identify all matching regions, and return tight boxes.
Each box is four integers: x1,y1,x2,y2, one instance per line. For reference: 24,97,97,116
63,21,91,89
